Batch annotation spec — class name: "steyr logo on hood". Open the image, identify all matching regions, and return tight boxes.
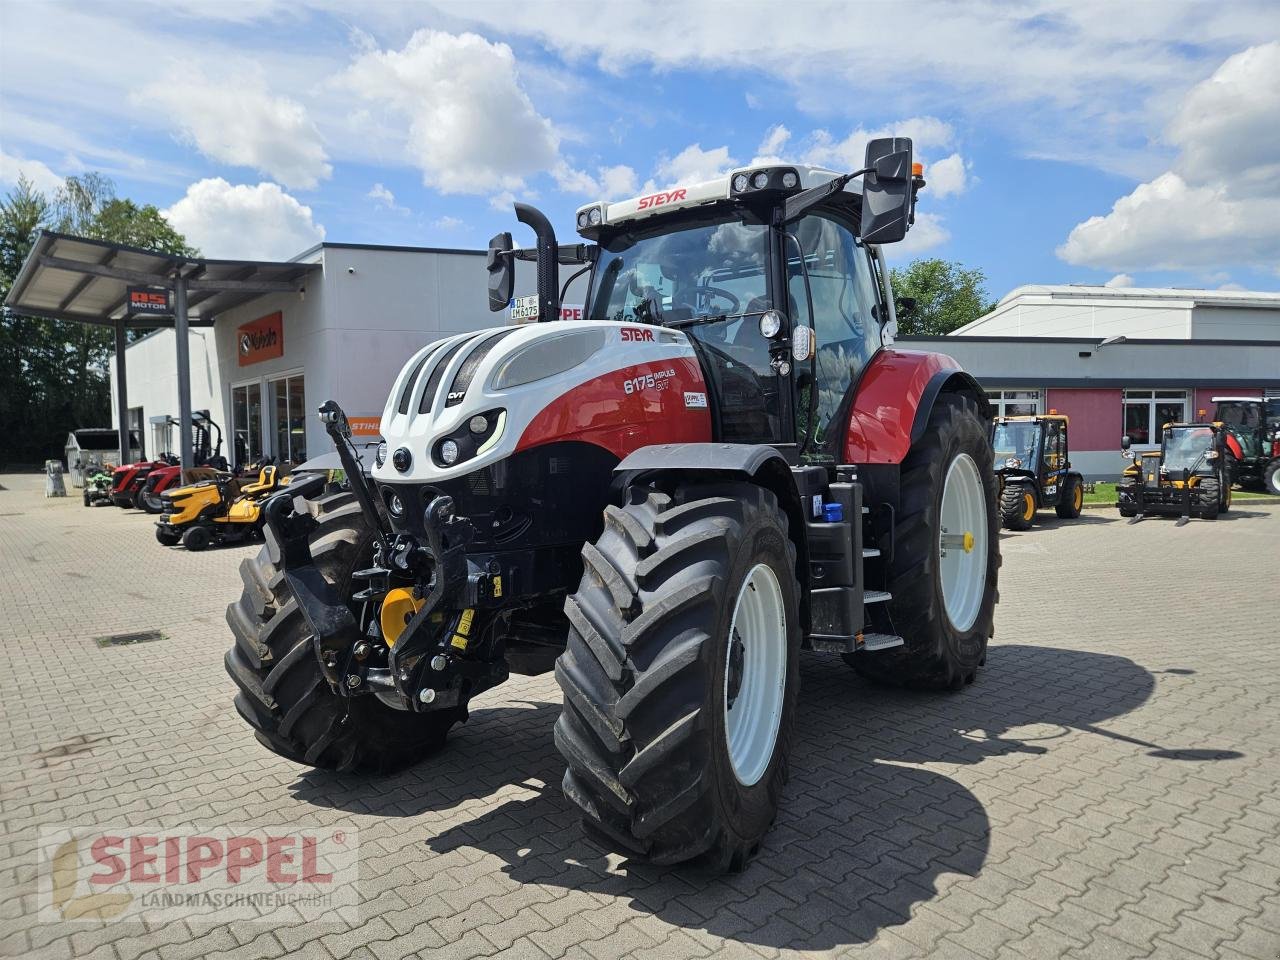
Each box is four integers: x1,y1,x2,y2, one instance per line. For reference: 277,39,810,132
636,189,686,210
621,327,654,342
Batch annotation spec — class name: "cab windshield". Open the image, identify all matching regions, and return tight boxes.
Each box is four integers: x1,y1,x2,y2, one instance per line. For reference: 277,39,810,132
586,213,769,324
992,421,1040,467
1162,427,1215,474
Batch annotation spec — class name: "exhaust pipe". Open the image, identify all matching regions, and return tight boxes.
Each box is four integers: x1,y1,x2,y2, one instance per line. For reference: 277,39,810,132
515,203,560,323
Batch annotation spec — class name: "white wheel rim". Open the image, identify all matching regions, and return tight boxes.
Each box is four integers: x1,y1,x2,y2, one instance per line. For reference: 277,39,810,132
939,453,988,632
723,563,787,786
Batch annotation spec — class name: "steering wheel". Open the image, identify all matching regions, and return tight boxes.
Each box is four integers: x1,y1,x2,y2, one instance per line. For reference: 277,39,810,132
688,286,741,315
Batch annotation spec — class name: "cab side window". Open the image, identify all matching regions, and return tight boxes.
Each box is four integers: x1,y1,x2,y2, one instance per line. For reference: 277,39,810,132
786,214,884,450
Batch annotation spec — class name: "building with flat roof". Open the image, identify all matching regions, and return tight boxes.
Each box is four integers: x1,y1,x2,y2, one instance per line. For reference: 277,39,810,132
907,284,1280,479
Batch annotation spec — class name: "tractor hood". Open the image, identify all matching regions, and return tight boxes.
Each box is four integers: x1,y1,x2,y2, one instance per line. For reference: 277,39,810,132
373,319,711,485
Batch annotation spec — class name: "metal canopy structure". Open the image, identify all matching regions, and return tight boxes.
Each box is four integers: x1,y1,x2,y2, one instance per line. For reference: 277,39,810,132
4,231,317,470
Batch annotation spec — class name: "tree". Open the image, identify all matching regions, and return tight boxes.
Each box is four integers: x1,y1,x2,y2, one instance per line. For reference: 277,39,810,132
889,259,998,337
0,173,195,467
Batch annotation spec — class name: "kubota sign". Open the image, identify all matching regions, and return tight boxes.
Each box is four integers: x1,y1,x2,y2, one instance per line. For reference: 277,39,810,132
237,312,283,366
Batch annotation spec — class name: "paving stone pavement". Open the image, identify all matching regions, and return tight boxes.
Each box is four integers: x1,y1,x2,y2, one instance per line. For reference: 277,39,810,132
1,472,1278,960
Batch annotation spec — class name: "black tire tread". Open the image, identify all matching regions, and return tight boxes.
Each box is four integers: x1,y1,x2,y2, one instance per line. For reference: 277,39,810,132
554,482,798,868
224,491,459,773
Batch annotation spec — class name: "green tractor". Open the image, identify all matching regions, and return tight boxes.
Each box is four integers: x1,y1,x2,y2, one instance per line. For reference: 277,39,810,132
991,415,1084,530
1118,422,1231,524
1213,396,1280,494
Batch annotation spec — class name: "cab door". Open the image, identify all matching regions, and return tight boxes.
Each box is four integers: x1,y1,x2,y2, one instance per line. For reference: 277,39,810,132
1039,420,1066,505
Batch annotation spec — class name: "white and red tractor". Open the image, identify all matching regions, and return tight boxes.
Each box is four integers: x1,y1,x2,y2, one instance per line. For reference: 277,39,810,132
225,137,1000,871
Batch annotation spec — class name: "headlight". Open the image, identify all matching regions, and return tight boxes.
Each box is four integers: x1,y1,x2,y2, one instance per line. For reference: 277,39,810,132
588,207,602,226
392,447,412,472
375,440,388,467
750,171,769,190
759,310,783,338
577,211,589,228
781,171,799,189
469,415,488,434
1004,457,1022,469
731,173,749,193
388,494,405,517
491,329,607,390
791,324,813,362
440,439,460,465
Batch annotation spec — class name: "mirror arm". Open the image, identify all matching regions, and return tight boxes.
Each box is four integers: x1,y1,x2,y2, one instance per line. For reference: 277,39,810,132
782,167,871,222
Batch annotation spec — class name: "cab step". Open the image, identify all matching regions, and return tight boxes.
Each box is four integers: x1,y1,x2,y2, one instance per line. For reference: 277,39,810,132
858,632,904,652
864,590,892,604
861,547,880,558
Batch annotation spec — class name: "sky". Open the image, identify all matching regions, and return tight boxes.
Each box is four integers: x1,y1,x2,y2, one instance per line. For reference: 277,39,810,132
1,1,1278,302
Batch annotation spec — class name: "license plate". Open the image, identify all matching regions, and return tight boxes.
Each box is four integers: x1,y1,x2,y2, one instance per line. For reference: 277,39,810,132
510,295,539,322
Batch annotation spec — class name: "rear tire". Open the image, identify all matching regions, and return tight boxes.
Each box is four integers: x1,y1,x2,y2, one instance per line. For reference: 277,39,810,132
554,482,800,870
181,525,212,551
850,394,999,690
1265,460,1280,496
1001,484,1035,530
138,489,164,514
224,492,462,772
1055,475,1083,519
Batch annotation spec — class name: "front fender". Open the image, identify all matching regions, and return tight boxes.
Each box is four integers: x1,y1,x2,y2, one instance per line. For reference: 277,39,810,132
843,350,989,464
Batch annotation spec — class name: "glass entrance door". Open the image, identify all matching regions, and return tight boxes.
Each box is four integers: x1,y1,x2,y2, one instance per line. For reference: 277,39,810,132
268,374,307,465
231,382,263,469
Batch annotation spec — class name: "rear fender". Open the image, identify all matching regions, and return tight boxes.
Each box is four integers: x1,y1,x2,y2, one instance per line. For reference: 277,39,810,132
843,350,990,464
614,443,810,632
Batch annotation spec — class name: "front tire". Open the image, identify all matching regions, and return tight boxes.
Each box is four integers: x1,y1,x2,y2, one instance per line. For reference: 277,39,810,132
554,482,800,870
1056,475,1083,519
1001,484,1035,530
1198,477,1221,520
224,492,462,772
155,526,181,546
851,394,999,690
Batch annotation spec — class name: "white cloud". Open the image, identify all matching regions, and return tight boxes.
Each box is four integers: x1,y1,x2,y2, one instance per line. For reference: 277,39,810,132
343,30,559,195
1059,43,1280,273
135,72,330,190
1166,42,1280,198
367,182,407,213
162,178,324,260
653,144,737,187
887,212,950,257
0,149,63,194
1104,273,1134,288
925,153,968,199
757,124,791,160
433,215,462,230
553,162,638,199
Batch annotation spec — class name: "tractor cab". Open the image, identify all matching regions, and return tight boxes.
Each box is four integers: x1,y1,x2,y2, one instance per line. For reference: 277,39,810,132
1212,396,1280,494
1118,422,1230,523
990,415,1083,529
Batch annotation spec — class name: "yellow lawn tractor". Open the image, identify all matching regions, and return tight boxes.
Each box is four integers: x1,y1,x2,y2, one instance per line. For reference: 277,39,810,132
155,464,288,550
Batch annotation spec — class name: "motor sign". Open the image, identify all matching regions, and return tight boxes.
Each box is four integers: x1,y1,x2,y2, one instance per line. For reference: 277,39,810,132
127,287,170,316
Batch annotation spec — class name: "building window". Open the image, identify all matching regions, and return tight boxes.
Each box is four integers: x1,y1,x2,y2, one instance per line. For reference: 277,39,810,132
128,407,145,459
990,389,1041,418
230,382,263,469
1123,389,1187,446
268,374,306,465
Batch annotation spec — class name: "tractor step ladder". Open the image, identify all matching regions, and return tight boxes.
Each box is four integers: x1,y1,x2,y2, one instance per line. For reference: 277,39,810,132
864,590,892,604
858,632,904,652
861,547,880,558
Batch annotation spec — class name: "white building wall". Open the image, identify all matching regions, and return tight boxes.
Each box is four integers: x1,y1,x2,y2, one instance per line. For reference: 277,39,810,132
1190,306,1280,340
109,327,224,457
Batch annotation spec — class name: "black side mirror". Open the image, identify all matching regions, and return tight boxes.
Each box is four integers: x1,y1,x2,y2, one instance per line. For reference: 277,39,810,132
487,232,514,312
1120,435,1131,451
860,138,914,244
